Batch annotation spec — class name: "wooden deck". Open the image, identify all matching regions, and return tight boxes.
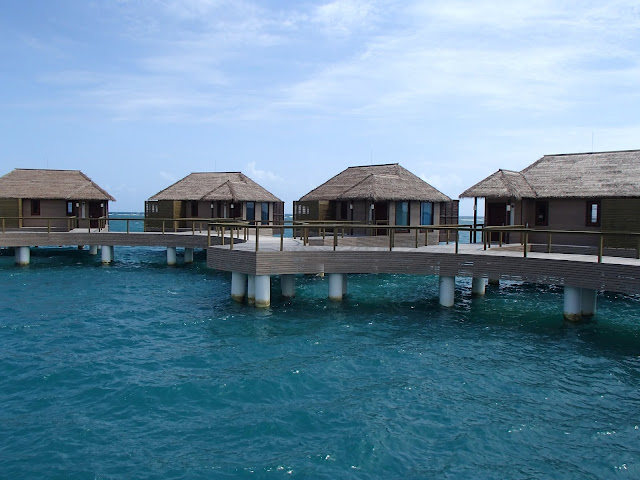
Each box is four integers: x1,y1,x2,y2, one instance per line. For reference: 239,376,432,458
0,229,214,249
207,235,640,296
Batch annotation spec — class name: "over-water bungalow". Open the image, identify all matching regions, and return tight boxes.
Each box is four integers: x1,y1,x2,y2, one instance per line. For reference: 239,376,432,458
295,164,456,241
0,168,115,230
145,172,284,229
460,149,640,248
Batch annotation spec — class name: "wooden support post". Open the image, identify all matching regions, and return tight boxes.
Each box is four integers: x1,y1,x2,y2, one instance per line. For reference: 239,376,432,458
255,227,259,252
523,232,528,258
280,228,284,251
547,233,551,253
415,228,418,248
598,235,604,263
455,231,459,254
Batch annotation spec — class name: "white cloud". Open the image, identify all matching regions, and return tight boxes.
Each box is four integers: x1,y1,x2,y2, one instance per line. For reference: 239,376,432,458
246,161,283,183
313,0,376,36
159,171,178,183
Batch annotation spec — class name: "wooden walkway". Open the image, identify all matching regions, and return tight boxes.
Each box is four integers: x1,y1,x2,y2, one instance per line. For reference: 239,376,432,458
207,236,640,296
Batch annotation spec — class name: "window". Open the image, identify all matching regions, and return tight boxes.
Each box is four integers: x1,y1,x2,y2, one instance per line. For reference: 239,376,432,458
395,201,409,226
66,201,75,216
534,201,548,226
261,202,269,224
246,202,255,222
586,200,601,227
420,202,433,225
31,199,40,216
191,200,198,217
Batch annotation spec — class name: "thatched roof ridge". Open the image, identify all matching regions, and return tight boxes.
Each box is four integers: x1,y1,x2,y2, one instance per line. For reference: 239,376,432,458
460,169,536,199
299,163,450,202
0,168,115,201
148,172,281,202
460,149,640,199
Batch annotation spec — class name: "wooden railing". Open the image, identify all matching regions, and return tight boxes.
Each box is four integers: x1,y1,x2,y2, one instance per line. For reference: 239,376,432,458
483,226,640,262
208,221,640,262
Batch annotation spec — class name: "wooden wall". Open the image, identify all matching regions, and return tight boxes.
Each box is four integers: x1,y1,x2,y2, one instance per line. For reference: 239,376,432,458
602,198,640,248
0,198,20,228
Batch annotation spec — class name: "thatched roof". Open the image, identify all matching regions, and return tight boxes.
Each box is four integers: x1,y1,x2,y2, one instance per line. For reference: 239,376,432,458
148,172,281,203
460,149,640,199
460,169,536,200
0,168,115,201
299,164,450,202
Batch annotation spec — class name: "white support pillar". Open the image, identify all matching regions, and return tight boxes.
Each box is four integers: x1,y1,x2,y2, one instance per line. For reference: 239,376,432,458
328,273,344,301
563,285,582,322
342,274,348,296
247,275,256,305
184,247,194,264
581,288,597,317
255,275,271,308
281,274,296,298
439,275,455,307
15,246,30,266
101,245,113,264
231,272,247,303
89,245,98,255
167,247,177,266
471,277,486,296
488,275,500,286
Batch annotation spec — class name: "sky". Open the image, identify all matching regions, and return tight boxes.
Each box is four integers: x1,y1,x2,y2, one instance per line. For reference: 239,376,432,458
1,0,639,214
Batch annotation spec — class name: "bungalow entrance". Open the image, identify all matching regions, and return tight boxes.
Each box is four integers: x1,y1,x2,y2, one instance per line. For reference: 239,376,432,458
486,202,507,241
374,202,388,235
89,201,103,228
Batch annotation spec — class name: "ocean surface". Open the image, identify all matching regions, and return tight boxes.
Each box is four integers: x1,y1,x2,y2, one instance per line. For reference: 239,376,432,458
1,215,639,479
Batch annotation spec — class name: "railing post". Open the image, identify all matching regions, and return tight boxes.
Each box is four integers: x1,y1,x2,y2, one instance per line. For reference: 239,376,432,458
483,230,487,250
424,229,428,246
455,230,459,254
523,231,528,258
415,228,418,248
230,229,234,250
48,219,51,234
280,228,284,251
221,226,225,246
255,226,259,252
333,229,337,251
127,219,130,234
162,221,166,235
304,227,308,246
547,233,551,253
322,227,326,240
499,231,503,248
389,229,393,251
446,229,450,245
208,225,211,247
192,222,195,235
598,235,603,263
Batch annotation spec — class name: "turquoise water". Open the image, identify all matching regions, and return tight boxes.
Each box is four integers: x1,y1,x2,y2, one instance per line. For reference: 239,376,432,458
1,216,639,478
